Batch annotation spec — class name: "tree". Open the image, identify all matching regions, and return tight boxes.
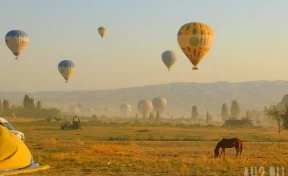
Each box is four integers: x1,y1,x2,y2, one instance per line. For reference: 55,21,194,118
23,95,30,109
30,98,36,109
221,103,228,121
206,111,212,124
2,99,10,115
256,112,261,124
281,104,288,129
231,100,240,119
191,106,198,121
36,101,42,111
246,110,252,120
0,100,2,113
266,105,283,134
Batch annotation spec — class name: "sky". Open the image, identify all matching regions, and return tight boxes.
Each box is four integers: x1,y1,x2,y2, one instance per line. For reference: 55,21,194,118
0,0,288,92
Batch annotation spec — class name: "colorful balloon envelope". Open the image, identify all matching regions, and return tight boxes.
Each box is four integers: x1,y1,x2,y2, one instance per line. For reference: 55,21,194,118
58,60,76,83
98,27,107,38
5,30,30,60
161,50,177,71
177,22,214,70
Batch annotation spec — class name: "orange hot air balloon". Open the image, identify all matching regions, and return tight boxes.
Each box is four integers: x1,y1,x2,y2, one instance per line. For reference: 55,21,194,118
177,22,214,70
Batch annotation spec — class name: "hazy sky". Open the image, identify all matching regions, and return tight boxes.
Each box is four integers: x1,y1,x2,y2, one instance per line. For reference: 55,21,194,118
1,0,288,92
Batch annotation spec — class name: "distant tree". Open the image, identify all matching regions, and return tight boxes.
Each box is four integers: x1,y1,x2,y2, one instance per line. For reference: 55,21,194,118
30,98,36,109
2,99,10,115
0,100,2,113
191,106,198,122
246,110,252,120
281,104,288,129
23,95,30,109
206,111,212,124
231,100,240,119
266,105,283,134
221,103,228,121
36,101,42,111
3,99,10,110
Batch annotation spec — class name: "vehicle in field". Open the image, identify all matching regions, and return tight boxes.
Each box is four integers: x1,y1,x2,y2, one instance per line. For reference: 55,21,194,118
60,116,82,130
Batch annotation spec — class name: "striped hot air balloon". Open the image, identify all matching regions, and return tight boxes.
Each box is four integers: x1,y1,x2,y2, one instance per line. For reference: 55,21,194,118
58,60,76,83
5,30,30,60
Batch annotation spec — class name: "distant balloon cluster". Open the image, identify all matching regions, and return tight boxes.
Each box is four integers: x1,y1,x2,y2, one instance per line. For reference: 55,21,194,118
4,22,214,83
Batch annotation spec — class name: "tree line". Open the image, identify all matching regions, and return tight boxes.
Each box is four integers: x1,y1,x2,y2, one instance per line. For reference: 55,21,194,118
0,95,61,118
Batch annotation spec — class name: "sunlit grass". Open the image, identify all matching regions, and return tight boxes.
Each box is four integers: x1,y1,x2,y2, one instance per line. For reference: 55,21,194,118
6,120,288,175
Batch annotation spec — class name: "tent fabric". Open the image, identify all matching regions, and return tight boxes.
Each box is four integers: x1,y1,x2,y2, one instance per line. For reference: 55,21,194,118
0,126,50,175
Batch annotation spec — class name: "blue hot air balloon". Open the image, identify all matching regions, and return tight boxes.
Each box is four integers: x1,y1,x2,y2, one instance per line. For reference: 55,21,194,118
5,30,30,60
58,60,76,83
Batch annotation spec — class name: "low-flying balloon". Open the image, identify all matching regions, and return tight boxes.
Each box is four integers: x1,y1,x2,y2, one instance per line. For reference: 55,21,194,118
58,60,76,83
137,100,153,118
5,30,30,60
152,97,167,116
177,22,214,70
161,50,177,71
98,27,107,38
120,103,132,117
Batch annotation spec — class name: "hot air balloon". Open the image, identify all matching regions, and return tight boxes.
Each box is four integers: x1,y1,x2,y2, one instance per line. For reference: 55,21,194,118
5,30,30,60
120,103,132,117
58,60,76,83
98,27,107,38
152,97,167,116
177,22,214,70
137,100,153,118
161,50,177,71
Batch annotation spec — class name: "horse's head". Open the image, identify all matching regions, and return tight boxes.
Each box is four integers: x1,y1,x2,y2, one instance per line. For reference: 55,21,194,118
214,148,219,158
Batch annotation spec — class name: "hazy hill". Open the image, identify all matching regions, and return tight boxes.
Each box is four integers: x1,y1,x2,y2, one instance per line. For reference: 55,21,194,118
0,80,288,116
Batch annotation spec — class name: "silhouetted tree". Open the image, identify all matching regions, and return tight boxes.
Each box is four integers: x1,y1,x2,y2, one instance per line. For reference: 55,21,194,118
0,100,2,113
221,103,228,121
30,98,36,109
191,106,198,122
266,105,283,134
206,111,212,124
23,95,30,109
281,104,288,129
36,101,42,111
2,99,10,115
231,100,240,119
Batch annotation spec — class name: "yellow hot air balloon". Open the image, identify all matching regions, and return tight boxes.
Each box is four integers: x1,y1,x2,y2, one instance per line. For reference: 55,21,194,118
177,22,214,70
98,27,107,38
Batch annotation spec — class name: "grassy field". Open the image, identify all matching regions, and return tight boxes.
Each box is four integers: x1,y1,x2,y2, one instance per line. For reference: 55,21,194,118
7,118,288,176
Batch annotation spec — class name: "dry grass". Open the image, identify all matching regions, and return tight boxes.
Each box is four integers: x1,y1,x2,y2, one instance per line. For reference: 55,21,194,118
7,121,288,176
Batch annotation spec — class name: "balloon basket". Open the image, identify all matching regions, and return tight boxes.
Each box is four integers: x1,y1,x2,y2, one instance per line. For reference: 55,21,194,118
192,67,198,70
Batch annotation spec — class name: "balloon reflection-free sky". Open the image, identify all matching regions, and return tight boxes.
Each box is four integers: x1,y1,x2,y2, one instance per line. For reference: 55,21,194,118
0,0,287,92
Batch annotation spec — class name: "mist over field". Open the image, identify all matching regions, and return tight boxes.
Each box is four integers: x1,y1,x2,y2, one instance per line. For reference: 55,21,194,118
0,80,287,117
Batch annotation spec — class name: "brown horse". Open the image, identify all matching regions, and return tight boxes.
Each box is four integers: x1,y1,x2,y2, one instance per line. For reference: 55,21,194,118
214,138,242,158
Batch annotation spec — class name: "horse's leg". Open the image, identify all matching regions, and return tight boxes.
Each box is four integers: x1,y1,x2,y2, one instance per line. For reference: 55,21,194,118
223,149,226,158
235,147,239,158
219,149,223,158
